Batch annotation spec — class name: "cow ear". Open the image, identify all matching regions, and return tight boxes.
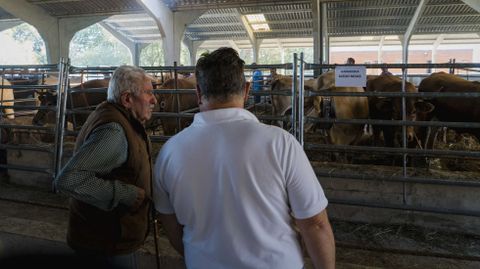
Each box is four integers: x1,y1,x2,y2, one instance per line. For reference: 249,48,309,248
415,100,435,113
270,79,279,91
304,83,314,92
375,98,392,112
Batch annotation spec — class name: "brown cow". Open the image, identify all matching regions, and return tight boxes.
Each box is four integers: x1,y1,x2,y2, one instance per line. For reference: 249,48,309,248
0,79,15,119
417,72,479,148
32,79,109,129
366,74,429,147
313,71,370,145
155,77,198,135
270,74,317,131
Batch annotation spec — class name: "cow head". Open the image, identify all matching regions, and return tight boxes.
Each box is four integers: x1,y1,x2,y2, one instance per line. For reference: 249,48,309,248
315,71,335,91
154,78,197,135
32,90,57,126
270,75,318,132
413,100,435,148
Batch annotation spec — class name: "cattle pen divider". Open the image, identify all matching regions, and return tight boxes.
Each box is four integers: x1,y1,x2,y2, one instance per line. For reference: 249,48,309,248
1,58,479,235
293,56,480,234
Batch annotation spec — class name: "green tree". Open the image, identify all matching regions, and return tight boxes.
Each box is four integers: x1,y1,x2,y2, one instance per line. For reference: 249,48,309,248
140,41,164,66
180,43,190,65
239,49,253,63
258,48,282,64
284,47,313,63
10,23,47,64
70,24,130,66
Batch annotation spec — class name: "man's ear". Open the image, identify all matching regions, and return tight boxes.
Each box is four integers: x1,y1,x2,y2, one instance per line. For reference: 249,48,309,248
121,92,133,109
196,85,202,105
244,81,251,102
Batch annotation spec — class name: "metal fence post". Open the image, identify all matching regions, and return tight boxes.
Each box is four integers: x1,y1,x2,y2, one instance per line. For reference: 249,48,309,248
292,53,298,138
298,52,305,146
52,58,70,191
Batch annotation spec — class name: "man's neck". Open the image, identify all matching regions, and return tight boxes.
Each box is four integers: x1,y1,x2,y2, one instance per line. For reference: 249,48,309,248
199,98,244,112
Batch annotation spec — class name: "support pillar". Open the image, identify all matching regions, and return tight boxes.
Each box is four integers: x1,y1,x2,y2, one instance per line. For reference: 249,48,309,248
402,0,428,64
185,38,202,65
313,0,329,76
139,0,204,65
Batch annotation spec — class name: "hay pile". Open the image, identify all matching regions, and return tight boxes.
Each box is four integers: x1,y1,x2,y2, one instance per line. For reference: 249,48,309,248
433,130,480,171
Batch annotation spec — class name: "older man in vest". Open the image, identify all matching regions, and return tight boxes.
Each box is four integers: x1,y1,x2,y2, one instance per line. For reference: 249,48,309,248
55,65,157,268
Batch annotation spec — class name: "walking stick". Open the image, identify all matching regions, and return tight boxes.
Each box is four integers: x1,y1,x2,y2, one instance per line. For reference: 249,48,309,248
152,207,161,269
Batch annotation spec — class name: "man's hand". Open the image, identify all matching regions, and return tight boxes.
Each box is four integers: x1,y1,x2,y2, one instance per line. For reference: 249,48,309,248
158,213,184,256
130,188,146,212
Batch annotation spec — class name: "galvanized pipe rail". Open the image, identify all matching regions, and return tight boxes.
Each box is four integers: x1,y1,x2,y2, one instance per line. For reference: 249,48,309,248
313,168,480,188
294,60,480,218
0,63,62,182
306,117,480,129
2,59,478,219
305,143,480,158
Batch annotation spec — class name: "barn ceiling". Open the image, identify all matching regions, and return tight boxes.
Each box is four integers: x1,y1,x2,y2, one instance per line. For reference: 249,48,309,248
0,0,478,49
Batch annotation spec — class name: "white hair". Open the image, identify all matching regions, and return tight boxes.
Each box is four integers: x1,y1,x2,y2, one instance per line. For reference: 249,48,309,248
107,65,149,103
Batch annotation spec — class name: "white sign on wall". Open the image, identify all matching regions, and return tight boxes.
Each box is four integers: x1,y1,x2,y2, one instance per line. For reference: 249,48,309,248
334,66,367,87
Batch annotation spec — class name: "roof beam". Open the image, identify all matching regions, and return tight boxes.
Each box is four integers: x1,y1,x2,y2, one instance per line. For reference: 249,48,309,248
188,19,312,29
328,3,467,12
402,0,428,64
378,35,385,63
328,13,480,23
431,33,445,64
237,8,260,62
99,22,150,65
29,0,82,3
114,25,159,31
99,22,135,43
0,18,22,32
461,0,480,13
432,34,445,49
106,17,154,23
189,28,311,35
237,10,256,45
188,22,242,28
167,1,310,11
228,40,240,51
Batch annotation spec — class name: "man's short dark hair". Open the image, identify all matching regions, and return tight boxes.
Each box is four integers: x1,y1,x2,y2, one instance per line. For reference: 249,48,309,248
195,47,246,102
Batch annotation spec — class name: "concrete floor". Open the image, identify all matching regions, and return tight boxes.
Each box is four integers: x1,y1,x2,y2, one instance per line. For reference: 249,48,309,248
0,182,479,269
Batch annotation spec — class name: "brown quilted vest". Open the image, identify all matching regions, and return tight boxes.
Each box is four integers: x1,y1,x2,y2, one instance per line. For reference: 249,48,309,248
67,101,152,255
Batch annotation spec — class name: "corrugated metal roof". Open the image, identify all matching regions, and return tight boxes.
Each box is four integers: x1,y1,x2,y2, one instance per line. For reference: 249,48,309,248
0,0,478,49
26,0,144,17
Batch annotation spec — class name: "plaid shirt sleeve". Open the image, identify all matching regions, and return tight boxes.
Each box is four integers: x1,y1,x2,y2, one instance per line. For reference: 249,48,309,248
55,122,138,211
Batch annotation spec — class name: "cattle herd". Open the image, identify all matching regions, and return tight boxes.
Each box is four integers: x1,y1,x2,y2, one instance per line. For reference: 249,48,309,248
2,70,480,172
272,71,479,149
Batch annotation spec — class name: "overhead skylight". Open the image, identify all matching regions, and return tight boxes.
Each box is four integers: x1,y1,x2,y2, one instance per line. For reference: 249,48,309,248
246,14,266,23
245,14,271,32
251,23,270,32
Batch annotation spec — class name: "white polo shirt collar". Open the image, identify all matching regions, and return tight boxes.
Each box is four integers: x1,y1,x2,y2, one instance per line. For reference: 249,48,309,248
192,108,259,126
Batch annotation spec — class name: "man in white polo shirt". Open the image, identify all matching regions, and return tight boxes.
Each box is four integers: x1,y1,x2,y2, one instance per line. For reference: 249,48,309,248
153,47,335,269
